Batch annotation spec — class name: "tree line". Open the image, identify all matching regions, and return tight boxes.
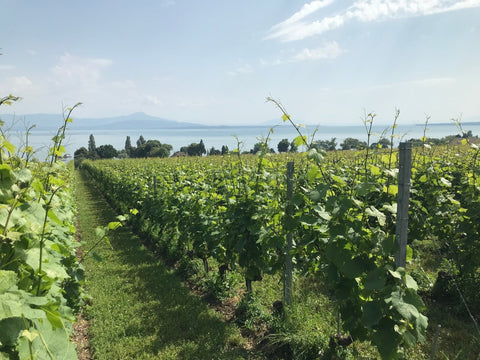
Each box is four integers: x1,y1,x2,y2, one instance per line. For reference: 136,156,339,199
74,130,478,167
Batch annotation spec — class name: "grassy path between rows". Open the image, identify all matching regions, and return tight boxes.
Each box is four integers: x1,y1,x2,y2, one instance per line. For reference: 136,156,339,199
75,170,252,360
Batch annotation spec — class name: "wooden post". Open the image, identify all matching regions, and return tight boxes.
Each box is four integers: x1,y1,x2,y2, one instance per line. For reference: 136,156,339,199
284,161,294,306
430,324,441,360
395,142,412,268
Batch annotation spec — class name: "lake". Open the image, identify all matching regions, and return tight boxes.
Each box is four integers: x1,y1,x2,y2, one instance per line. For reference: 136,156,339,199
9,122,480,160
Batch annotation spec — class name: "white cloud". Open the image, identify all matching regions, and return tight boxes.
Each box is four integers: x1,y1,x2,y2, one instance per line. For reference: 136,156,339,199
50,53,112,89
292,41,344,61
267,0,480,42
0,76,34,94
260,41,344,65
269,0,336,36
143,95,164,106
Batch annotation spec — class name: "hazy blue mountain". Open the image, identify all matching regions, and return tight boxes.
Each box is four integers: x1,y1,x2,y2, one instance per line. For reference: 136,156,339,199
0,112,207,131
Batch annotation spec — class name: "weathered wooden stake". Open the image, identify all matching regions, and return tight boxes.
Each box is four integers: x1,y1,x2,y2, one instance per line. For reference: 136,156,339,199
395,142,412,268
284,161,294,306
430,324,441,360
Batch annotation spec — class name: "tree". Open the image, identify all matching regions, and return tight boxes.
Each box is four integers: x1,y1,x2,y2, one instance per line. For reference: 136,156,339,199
134,139,171,158
125,136,132,156
97,144,118,159
136,135,146,147
199,139,206,156
250,142,264,154
370,138,391,149
181,141,207,156
117,149,128,159
340,137,367,150
148,146,169,158
311,138,337,151
88,134,98,159
221,145,229,155
208,147,221,156
277,138,290,153
463,130,473,138
74,147,88,168
289,141,298,153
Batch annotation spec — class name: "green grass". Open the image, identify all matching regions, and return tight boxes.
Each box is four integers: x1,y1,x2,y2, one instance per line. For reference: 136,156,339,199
75,170,253,359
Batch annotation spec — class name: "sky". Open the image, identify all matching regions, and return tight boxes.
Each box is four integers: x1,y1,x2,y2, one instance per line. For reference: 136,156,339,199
1,0,479,126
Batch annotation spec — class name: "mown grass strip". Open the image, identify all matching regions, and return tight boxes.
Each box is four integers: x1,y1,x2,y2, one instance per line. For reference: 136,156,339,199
75,170,251,360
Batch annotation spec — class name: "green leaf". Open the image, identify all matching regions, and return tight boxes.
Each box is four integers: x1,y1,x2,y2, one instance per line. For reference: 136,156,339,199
307,148,324,163
13,168,32,183
387,290,420,321
369,165,381,176
404,288,425,312
291,193,304,206
95,227,106,239
406,245,413,262
2,139,16,154
42,260,69,280
405,274,418,291
365,206,386,226
415,313,428,342
0,270,16,293
418,174,427,183
385,184,398,196
382,203,397,214
293,135,306,147
364,268,387,290
107,221,121,230
372,318,400,359
331,175,346,186
18,319,79,360
313,205,331,221
31,178,45,194
305,167,319,182
440,177,451,187
356,182,378,196
362,301,383,327
47,209,63,225
388,269,402,279
43,304,64,329
341,256,366,279
21,329,39,342
0,293,23,320
299,214,318,226
0,317,24,346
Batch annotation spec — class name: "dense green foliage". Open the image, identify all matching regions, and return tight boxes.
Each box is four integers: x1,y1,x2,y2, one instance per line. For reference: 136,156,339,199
75,170,248,359
77,139,479,358
79,100,480,358
0,97,84,359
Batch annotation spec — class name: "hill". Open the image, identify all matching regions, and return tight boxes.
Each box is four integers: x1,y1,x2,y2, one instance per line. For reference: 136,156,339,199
0,112,206,131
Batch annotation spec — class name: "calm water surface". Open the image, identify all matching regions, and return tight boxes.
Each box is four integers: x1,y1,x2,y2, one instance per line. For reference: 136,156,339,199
12,123,480,159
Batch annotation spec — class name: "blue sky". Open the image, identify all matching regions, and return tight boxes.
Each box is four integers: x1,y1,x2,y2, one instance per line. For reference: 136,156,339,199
1,0,479,125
